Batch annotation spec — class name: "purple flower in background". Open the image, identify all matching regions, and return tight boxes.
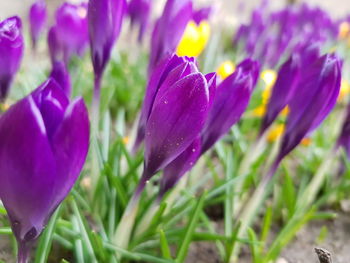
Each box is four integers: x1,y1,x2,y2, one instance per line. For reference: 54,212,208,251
50,61,71,97
260,55,301,135
149,0,192,74
88,0,126,80
233,4,338,67
51,2,89,64
201,59,259,153
128,0,152,42
192,6,212,25
28,0,47,50
0,79,90,261
0,16,24,102
275,54,341,167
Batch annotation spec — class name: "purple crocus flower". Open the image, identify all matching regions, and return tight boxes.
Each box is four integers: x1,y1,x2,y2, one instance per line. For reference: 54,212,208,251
0,16,24,102
88,0,126,80
0,78,90,261
134,54,199,152
272,54,341,172
128,0,152,42
135,57,213,197
158,59,259,197
28,0,47,50
259,55,301,135
50,61,72,97
149,0,192,74
52,2,89,64
201,59,259,153
88,0,126,125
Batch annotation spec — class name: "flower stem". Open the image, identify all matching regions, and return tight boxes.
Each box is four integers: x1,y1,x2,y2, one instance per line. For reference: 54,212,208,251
91,74,102,136
17,241,29,263
90,74,102,195
229,159,280,263
113,173,149,257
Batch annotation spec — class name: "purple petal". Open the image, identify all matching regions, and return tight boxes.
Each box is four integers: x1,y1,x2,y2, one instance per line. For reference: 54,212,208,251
31,79,69,140
160,137,201,196
260,54,301,134
50,61,72,97
134,54,195,151
148,0,192,72
0,16,24,101
192,7,212,25
50,97,90,210
88,0,127,77
128,0,152,42
144,72,209,175
278,54,341,160
29,0,47,49
201,59,259,153
0,96,56,242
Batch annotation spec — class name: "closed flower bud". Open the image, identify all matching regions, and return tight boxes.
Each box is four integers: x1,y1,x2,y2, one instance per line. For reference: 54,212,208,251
0,79,90,261
0,16,24,102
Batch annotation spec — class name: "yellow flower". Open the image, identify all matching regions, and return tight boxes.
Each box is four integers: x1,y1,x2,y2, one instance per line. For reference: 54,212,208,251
267,124,285,143
253,105,266,117
339,22,350,39
280,106,289,117
176,20,210,57
216,61,235,80
262,87,271,105
0,103,10,112
338,79,350,102
122,136,130,145
252,87,270,117
261,69,277,88
301,138,311,146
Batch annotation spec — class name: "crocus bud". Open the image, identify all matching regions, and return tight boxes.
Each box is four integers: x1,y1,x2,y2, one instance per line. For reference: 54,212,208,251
28,0,47,50
0,16,24,102
48,26,61,64
201,59,259,153
53,3,89,64
276,54,341,163
134,54,199,152
128,0,152,42
137,65,213,195
149,0,192,73
88,0,126,79
260,54,301,135
0,79,90,260
50,61,71,97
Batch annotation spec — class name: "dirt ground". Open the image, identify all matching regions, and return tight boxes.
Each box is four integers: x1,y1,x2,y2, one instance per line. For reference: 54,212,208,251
185,213,350,263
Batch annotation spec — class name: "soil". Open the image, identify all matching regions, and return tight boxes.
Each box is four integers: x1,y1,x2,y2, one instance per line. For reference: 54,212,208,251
185,213,350,263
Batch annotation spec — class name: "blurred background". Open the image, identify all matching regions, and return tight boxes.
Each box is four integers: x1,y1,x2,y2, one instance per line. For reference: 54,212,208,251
2,0,350,27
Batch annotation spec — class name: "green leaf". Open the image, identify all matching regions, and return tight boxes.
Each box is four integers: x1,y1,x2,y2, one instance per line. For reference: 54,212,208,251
176,192,207,263
159,229,172,260
34,206,61,263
